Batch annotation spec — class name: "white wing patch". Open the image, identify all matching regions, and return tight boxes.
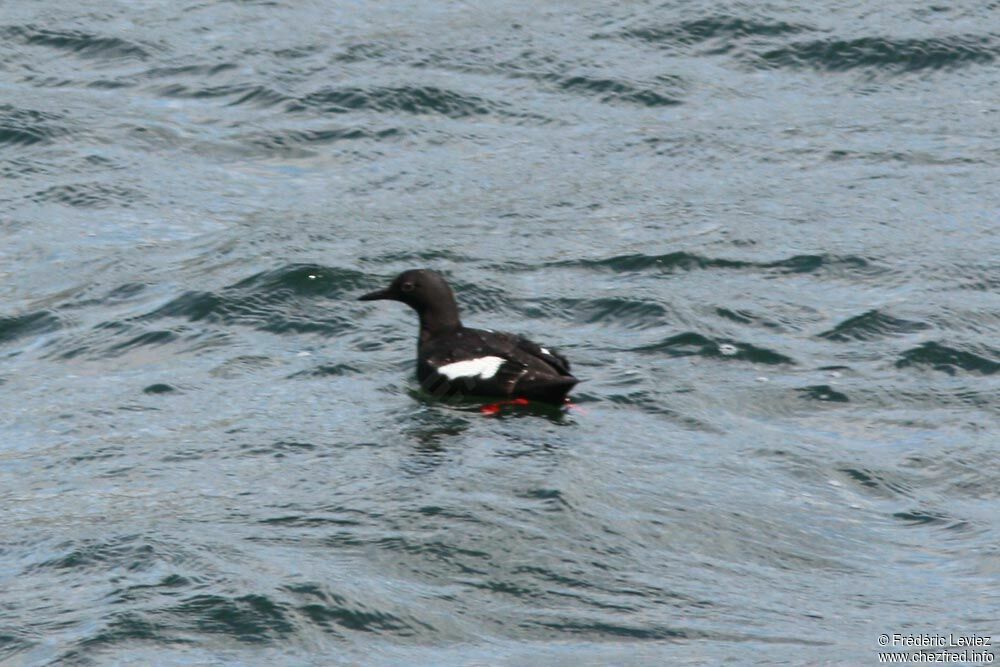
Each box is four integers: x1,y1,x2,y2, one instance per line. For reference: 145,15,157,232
540,347,551,356
438,356,505,380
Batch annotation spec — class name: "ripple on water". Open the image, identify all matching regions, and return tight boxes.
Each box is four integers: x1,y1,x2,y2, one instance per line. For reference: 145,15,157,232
23,533,433,653
549,252,885,280
286,363,362,379
245,127,403,157
289,85,508,119
796,384,849,403
143,383,177,395
818,309,931,342
2,25,154,62
515,296,669,330
31,182,143,209
606,15,814,50
78,594,295,650
1,1,997,663
549,74,682,107
284,583,430,636
149,83,292,108
752,34,999,73
0,310,61,346
147,264,366,335
0,105,70,147
895,341,1000,376
838,467,913,500
41,266,367,360
631,331,796,365
332,39,688,108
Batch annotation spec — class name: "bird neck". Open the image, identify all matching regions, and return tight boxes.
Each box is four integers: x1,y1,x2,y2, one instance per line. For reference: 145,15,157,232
417,302,462,340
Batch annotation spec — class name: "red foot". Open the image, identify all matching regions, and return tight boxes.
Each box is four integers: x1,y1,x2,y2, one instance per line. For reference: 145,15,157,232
480,397,531,415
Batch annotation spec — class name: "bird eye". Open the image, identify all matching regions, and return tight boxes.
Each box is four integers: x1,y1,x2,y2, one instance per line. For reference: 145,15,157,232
400,282,415,293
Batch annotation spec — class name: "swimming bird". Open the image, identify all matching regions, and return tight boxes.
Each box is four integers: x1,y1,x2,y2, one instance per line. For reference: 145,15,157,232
358,269,578,405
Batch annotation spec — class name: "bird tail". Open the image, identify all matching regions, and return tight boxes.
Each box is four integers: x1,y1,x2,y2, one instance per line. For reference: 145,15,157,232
517,376,579,405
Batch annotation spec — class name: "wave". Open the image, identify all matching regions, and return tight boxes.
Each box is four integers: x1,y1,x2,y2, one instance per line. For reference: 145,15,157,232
150,83,292,108
838,467,912,499
796,384,849,403
44,266,366,360
552,74,681,106
631,331,795,364
331,41,686,108
284,582,427,636
753,34,998,72
3,25,152,61
818,309,930,342
145,265,364,336
245,126,402,155
551,251,882,278
143,383,177,394
286,363,361,379
0,310,60,346
895,341,999,375
516,296,669,330
31,182,142,208
0,105,68,147
608,16,813,48
290,85,504,119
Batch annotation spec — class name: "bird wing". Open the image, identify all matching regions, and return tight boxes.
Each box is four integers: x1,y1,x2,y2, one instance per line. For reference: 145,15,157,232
512,336,572,376
465,329,572,376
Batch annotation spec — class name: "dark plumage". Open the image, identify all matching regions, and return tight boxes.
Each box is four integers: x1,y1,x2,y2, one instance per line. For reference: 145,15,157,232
358,269,578,404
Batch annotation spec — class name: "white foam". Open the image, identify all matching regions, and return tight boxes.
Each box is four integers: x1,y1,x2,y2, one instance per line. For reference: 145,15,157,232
438,356,505,380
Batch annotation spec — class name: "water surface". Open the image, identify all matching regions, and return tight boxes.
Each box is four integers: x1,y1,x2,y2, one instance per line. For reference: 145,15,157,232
1,0,998,664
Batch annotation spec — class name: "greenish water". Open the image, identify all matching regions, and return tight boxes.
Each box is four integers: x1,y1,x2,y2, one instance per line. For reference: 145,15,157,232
1,1,998,664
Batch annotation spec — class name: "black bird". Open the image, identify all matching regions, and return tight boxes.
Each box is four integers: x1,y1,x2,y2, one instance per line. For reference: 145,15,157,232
358,269,578,405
